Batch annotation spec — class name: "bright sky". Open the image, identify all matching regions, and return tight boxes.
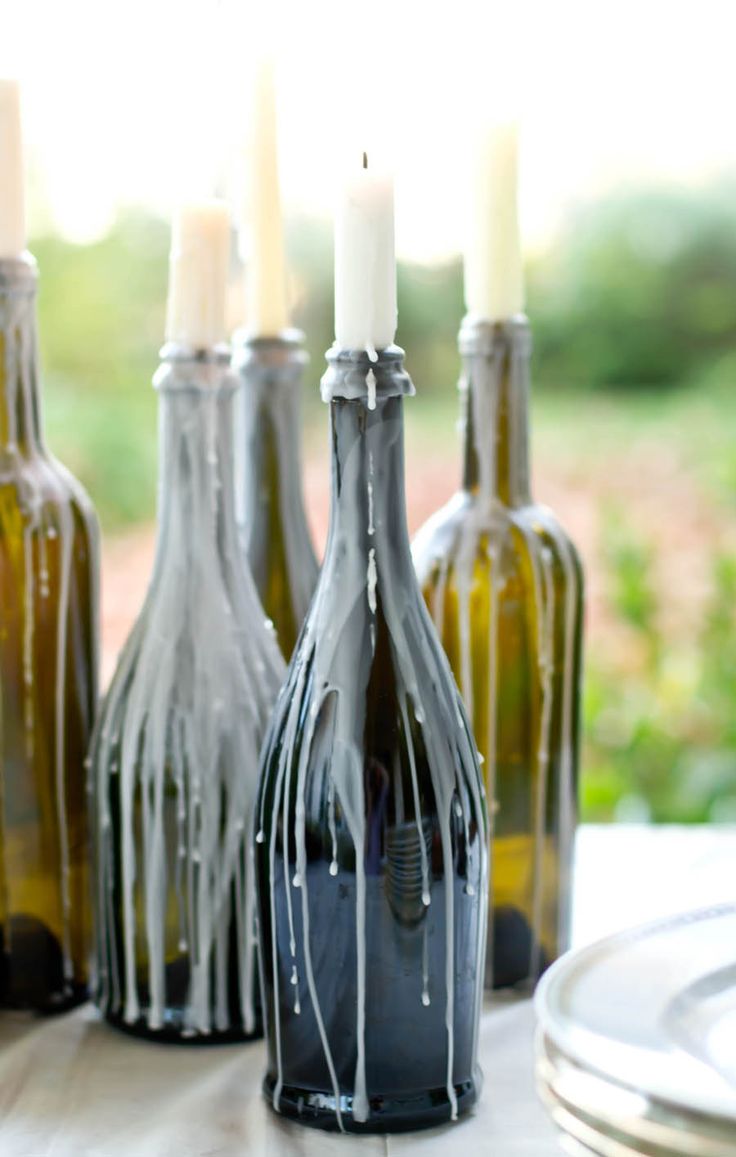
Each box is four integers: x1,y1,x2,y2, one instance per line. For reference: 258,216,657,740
3,0,735,260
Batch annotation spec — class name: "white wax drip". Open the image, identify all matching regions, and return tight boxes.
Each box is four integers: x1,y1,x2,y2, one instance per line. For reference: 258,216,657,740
258,404,488,1131
365,369,377,411
93,368,284,1035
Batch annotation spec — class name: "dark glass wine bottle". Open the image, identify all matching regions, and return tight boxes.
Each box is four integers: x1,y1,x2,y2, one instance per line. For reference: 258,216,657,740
234,331,318,659
90,204,285,1041
255,344,488,1133
0,252,99,1011
413,316,584,988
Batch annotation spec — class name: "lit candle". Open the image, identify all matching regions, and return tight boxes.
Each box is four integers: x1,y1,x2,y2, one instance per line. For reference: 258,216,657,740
464,119,524,322
245,57,289,337
334,154,397,354
165,200,231,349
0,78,26,259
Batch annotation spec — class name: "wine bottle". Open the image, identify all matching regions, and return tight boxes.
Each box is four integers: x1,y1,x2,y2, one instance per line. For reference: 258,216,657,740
0,80,99,1012
90,202,285,1041
234,331,318,659
413,125,583,989
255,161,487,1133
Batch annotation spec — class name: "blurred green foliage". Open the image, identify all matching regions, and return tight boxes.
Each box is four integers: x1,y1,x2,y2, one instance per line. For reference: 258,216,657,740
35,183,736,523
584,524,736,824
29,183,736,823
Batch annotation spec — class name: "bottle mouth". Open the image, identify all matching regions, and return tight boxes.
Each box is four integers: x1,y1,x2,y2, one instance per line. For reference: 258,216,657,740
159,341,231,365
320,343,415,406
458,314,531,358
231,329,308,380
0,251,37,298
153,345,239,394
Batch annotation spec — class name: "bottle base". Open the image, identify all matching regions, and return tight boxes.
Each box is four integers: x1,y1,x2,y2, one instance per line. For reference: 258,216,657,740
263,1073,478,1134
1,915,88,1014
102,1007,263,1046
490,904,553,990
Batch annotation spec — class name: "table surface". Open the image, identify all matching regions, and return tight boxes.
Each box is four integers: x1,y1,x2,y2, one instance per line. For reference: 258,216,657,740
1,825,734,1157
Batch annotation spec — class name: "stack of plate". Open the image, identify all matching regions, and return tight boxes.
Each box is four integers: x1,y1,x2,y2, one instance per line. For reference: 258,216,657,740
535,904,736,1155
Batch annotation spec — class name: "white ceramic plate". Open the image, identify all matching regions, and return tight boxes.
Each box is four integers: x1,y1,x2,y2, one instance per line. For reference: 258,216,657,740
535,904,736,1155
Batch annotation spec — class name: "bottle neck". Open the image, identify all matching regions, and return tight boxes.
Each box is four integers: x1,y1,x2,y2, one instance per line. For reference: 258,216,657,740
460,316,531,506
151,347,240,575
0,256,43,456
321,345,416,583
234,332,310,539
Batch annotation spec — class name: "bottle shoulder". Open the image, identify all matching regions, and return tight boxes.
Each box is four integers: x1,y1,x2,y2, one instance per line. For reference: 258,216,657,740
413,492,582,586
262,546,479,775
96,543,285,738
0,450,99,556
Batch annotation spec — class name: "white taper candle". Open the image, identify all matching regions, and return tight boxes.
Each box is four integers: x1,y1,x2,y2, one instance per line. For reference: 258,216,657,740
0,78,26,259
464,120,524,322
165,200,231,349
246,57,289,337
334,155,397,354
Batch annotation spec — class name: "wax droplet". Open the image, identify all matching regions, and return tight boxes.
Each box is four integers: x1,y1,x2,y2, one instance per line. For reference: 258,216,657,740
367,547,377,614
290,966,298,986
292,873,301,888
422,992,431,1007
478,752,485,765
454,800,463,817
422,890,431,907
465,883,475,897
366,368,377,411
294,999,301,1015
255,829,264,843
329,861,338,877
179,938,188,952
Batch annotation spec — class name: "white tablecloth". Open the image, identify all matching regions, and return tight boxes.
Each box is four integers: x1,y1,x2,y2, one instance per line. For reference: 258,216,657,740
1,825,734,1157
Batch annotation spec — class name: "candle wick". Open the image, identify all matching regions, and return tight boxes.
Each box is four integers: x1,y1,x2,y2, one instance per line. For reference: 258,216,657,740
362,151,368,170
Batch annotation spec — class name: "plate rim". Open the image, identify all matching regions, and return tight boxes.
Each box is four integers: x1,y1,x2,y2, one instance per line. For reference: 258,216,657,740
534,901,736,1125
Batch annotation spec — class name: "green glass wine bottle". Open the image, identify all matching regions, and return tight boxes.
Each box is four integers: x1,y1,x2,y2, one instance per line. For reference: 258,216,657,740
0,79,99,1011
413,123,584,989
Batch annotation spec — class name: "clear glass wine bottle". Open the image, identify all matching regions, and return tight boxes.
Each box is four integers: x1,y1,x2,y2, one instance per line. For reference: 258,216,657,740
255,344,488,1133
413,316,584,988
